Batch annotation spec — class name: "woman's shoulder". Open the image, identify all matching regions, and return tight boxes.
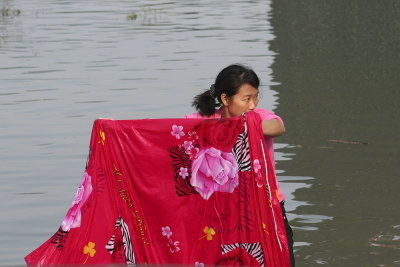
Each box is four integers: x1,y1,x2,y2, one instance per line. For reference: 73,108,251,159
184,108,222,119
253,108,284,124
253,108,275,117
183,112,203,119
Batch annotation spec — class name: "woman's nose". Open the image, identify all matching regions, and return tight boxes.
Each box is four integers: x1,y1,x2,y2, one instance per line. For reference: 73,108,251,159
249,99,257,110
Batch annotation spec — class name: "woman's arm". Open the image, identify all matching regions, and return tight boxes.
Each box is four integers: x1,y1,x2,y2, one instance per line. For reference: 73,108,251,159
262,119,286,137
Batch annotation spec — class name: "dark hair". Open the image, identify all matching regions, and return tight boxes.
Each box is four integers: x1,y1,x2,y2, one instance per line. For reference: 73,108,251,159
192,64,260,116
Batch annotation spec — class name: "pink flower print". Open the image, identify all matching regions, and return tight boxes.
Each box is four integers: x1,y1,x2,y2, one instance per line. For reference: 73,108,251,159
195,262,204,267
168,239,180,253
188,131,198,140
191,147,239,200
171,125,185,140
253,159,261,173
161,226,181,253
256,173,264,188
184,141,199,156
161,226,172,239
189,147,200,159
184,141,194,152
179,167,189,179
61,171,93,231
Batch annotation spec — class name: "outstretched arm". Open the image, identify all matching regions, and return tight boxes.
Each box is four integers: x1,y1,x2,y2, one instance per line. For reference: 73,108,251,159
262,119,286,137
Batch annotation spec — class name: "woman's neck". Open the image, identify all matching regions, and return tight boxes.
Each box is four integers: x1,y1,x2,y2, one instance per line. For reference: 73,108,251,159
221,106,232,119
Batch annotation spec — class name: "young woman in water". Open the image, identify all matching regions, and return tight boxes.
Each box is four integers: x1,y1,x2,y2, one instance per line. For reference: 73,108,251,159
185,64,295,266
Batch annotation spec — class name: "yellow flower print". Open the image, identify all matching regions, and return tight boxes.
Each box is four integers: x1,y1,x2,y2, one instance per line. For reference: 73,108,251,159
262,222,270,235
83,242,96,264
98,130,105,146
275,189,279,201
199,226,215,241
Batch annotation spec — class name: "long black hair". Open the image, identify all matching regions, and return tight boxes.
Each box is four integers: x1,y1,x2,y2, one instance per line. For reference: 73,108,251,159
192,64,260,116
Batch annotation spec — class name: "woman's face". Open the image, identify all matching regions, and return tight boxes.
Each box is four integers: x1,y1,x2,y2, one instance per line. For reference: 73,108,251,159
221,83,259,118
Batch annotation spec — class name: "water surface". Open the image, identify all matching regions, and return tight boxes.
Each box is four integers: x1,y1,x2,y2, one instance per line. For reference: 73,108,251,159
270,1,400,266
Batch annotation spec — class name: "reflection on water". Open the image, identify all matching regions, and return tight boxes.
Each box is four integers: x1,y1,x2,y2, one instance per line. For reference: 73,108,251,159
270,0,400,266
279,177,334,231
275,144,333,250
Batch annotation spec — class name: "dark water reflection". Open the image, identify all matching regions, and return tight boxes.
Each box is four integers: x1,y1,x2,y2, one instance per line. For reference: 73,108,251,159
270,1,400,266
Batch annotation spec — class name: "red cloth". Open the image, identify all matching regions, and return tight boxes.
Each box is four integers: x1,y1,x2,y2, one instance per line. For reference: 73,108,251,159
25,112,290,266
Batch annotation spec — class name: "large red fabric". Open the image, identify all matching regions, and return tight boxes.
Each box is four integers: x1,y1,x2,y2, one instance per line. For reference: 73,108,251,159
25,112,290,266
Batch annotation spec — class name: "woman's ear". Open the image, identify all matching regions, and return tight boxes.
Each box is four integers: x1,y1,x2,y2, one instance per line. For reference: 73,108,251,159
221,93,230,106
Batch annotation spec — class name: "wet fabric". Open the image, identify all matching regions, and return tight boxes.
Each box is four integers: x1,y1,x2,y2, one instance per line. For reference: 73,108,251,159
25,112,290,266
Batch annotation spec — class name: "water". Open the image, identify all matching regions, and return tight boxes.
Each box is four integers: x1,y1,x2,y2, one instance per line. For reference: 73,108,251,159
271,1,400,266
1,0,400,266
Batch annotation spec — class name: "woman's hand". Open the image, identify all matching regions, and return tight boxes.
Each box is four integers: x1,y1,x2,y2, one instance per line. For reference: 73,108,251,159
262,119,285,137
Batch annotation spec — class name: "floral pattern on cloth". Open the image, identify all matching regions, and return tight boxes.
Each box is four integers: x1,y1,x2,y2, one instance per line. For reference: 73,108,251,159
162,226,180,253
83,242,96,264
169,127,200,196
61,171,93,231
169,123,242,200
191,147,239,200
179,167,189,179
171,125,185,139
98,129,106,146
161,226,173,239
253,159,264,188
25,114,291,266
199,226,216,241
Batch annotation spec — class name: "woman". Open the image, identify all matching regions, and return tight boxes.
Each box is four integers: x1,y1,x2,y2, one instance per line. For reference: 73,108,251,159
185,64,295,266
